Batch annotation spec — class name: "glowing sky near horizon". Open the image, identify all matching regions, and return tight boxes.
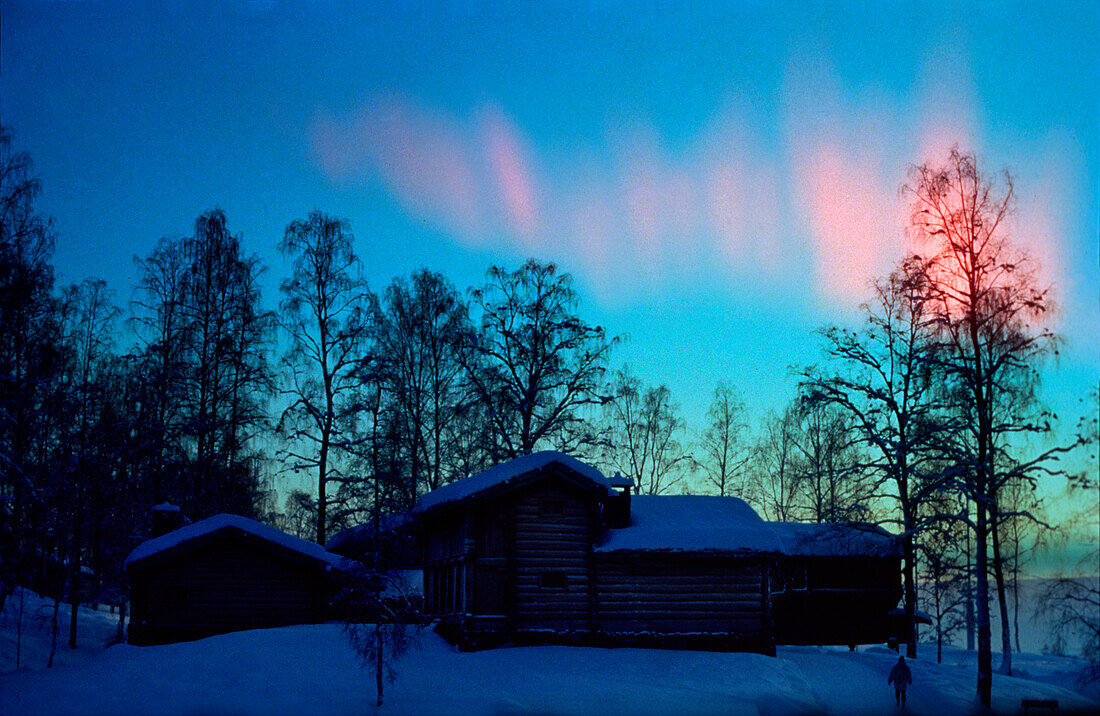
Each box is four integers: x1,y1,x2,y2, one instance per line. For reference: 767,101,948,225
2,1,1097,518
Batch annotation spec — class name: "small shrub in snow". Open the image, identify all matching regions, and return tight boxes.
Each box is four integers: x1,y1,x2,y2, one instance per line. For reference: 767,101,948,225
336,562,420,707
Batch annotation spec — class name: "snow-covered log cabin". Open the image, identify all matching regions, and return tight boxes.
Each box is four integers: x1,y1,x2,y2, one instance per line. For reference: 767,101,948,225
413,452,902,653
125,514,347,645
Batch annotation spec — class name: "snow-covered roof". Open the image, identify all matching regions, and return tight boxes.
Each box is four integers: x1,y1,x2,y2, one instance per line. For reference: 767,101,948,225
596,497,901,557
124,514,347,570
325,512,413,553
413,451,612,515
596,495,787,554
770,522,901,558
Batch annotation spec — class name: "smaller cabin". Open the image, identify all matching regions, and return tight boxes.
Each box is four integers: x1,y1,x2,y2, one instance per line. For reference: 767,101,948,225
125,514,347,645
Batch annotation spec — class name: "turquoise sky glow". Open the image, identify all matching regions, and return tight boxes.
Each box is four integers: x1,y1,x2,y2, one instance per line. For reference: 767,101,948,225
3,2,1097,524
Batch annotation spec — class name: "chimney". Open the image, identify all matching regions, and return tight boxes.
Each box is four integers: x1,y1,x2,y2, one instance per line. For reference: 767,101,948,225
152,503,185,537
605,473,633,528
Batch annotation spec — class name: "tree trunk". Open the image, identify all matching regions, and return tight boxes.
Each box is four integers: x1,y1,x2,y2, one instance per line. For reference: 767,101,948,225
117,597,127,644
976,502,992,708
1012,523,1022,655
902,498,917,659
936,607,943,665
317,427,329,547
47,596,60,667
903,536,918,658
68,549,79,650
991,511,1012,675
15,587,25,670
375,623,384,707
965,513,975,650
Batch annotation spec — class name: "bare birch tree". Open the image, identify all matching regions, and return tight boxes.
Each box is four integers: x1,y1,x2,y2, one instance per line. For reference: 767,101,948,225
58,279,120,649
277,211,372,546
697,383,750,497
463,260,617,459
374,270,470,504
906,148,1062,704
748,404,803,521
601,366,692,495
0,127,58,617
801,256,954,657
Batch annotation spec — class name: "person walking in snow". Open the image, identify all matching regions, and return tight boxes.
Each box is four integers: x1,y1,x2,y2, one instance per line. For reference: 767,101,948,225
888,655,913,708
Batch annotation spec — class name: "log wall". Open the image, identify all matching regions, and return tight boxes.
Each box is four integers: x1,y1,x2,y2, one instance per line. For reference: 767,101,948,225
510,477,596,631
594,554,766,636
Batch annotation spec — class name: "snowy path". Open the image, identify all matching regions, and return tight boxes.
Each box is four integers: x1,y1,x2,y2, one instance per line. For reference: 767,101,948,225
2,623,1096,715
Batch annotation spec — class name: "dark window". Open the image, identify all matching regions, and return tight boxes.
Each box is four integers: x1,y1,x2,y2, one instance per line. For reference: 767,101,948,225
781,561,807,591
769,567,784,594
539,572,567,589
540,498,565,517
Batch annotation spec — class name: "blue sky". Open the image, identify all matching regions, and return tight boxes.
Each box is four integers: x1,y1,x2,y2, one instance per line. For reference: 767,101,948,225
3,1,1097,509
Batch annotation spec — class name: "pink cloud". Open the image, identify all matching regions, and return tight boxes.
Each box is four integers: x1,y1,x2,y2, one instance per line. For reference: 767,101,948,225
310,95,794,302
699,109,783,272
1008,131,1080,323
913,41,981,168
313,60,1080,313
481,106,539,244
614,124,706,272
783,56,908,305
311,94,795,301
797,142,886,302
310,94,483,238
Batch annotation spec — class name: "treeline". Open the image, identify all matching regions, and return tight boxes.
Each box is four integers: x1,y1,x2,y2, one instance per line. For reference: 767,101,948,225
1,127,1094,702
743,150,1092,707
0,127,631,646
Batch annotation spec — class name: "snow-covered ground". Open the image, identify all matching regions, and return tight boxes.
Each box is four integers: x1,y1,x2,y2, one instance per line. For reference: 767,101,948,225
1,588,121,673
2,617,1096,715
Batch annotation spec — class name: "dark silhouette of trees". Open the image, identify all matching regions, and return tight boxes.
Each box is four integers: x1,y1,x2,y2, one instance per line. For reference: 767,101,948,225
463,260,617,459
600,366,691,495
801,257,953,657
131,209,274,521
748,404,803,521
181,209,274,517
374,270,472,506
918,507,969,664
277,211,372,545
0,127,60,617
697,383,750,497
788,399,870,523
746,395,870,524
131,236,190,504
279,489,318,540
905,148,1062,704
57,279,120,648
1038,388,1098,680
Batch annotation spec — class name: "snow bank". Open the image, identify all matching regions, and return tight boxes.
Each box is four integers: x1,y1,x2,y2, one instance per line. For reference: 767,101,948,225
124,514,346,570
597,495,786,554
413,451,612,515
3,623,1096,715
